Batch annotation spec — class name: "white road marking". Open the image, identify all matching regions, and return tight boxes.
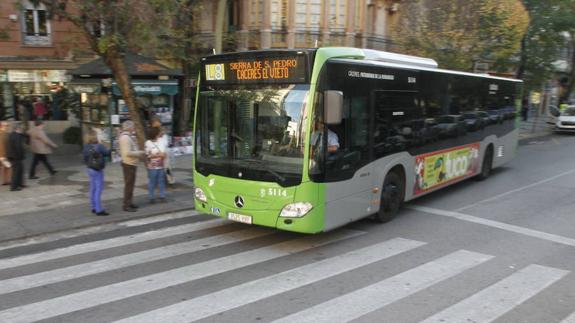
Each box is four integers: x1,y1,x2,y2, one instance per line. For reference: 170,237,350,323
0,229,365,323
0,228,271,295
0,210,199,252
113,238,426,323
119,210,199,227
271,250,493,323
0,218,226,271
456,168,575,212
561,311,575,323
410,206,575,247
420,264,569,323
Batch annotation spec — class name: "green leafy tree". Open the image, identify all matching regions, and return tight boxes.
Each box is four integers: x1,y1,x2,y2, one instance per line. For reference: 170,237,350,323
553,0,575,103
517,0,571,95
34,0,185,148
164,0,234,134
149,0,207,135
395,0,529,72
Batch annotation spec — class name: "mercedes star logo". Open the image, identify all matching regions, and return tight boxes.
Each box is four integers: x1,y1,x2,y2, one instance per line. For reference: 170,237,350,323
234,196,245,208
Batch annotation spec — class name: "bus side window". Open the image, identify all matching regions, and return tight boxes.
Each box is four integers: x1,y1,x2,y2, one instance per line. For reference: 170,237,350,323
373,91,419,159
325,94,370,179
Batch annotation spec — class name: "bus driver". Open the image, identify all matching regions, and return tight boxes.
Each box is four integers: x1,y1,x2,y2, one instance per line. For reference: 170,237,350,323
311,121,340,154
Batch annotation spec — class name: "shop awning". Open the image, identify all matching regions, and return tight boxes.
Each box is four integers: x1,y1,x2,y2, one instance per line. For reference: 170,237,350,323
70,53,182,78
112,80,179,96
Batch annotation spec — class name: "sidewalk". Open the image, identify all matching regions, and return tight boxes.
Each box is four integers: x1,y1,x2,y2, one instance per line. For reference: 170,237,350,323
0,153,195,243
518,113,554,141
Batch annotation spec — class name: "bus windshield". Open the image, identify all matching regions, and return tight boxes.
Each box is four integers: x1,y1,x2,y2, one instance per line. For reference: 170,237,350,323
195,84,309,186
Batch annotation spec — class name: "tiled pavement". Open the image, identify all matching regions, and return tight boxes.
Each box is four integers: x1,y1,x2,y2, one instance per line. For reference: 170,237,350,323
518,113,554,140
0,153,195,242
0,153,195,216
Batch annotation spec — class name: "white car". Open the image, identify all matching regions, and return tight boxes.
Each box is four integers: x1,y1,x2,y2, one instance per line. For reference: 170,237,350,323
555,106,575,132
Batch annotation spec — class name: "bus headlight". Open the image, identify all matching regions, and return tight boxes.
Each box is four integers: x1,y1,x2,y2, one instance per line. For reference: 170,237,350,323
280,202,313,218
195,188,207,202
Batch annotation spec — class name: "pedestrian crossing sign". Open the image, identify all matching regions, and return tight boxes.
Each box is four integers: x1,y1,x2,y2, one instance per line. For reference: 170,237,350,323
205,64,225,81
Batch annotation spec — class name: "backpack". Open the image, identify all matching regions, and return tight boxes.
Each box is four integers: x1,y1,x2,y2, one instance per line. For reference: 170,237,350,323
87,145,104,171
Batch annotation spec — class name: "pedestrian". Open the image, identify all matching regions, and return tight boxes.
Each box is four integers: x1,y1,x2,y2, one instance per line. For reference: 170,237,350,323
33,97,47,121
83,130,110,216
119,120,145,212
521,98,529,121
150,116,173,184
28,120,58,179
6,123,26,191
150,116,169,152
145,127,167,204
0,121,12,186
16,99,30,124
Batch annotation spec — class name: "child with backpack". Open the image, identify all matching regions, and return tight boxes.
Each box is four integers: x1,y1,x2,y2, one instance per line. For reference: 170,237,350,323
83,130,111,216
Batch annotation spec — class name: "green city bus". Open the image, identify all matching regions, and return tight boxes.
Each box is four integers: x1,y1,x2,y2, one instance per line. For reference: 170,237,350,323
193,47,522,233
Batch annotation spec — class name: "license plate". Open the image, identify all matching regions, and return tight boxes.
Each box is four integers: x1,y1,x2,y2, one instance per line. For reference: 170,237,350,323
228,212,252,224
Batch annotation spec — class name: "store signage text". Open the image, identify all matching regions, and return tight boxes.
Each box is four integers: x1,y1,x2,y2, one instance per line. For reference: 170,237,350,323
7,70,68,83
134,85,162,93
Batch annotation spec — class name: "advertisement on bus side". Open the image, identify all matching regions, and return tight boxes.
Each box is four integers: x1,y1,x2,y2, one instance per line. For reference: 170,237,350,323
413,143,481,195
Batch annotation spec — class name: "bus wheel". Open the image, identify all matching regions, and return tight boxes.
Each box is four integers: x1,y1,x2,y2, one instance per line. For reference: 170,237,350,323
476,146,493,181
375,171,405,223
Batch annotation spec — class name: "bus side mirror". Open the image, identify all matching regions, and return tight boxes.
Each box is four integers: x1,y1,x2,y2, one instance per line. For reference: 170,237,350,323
549,105,561,117
324,90,343,125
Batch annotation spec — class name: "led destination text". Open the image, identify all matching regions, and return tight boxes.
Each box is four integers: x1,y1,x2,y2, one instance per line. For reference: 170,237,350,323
229,59,298,80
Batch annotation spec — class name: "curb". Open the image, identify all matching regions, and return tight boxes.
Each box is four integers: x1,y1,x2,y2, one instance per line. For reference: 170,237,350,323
519,130,554,144
0,206,197,247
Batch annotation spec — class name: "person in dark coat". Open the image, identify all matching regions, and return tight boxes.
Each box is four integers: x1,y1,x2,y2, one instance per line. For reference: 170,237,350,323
521,98,529,121
6,123,27,191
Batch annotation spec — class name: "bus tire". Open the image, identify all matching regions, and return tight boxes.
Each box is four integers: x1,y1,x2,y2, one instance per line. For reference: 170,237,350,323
375,171,405,223
476,146,493,181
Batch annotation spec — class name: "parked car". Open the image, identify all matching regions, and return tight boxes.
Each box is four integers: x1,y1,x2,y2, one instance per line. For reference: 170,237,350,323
554,106,575,133
487,110,504,124
436,115,467,138
424,118,442,142
476,111,492,126
462,112,484,131
499,106,517,120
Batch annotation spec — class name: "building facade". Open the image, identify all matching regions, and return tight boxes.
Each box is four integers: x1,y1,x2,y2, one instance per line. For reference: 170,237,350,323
0,0,405,123
0,0,93,121
197,0,403,53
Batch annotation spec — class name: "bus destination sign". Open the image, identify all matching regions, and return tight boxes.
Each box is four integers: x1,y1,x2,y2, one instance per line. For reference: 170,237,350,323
204,55,307,84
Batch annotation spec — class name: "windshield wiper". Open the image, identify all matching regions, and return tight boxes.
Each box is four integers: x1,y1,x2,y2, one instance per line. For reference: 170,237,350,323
240,158,286,183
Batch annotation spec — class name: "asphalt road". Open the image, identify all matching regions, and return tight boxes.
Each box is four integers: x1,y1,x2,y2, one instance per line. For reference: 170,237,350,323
0,133,574,323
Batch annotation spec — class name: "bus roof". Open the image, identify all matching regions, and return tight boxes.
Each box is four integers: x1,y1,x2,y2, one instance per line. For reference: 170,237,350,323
201,47,522,84
333,57,522,83
316,47,521,83
201,49,317,61
361,49,438,69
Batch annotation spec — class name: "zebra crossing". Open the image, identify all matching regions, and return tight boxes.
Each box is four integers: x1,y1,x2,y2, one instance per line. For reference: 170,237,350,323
0,213,573,323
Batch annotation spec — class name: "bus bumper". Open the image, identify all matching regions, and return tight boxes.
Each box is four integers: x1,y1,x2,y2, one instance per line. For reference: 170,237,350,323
195,197,324,234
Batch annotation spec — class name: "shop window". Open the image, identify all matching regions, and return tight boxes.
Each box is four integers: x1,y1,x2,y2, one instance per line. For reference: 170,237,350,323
21,1,51,46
